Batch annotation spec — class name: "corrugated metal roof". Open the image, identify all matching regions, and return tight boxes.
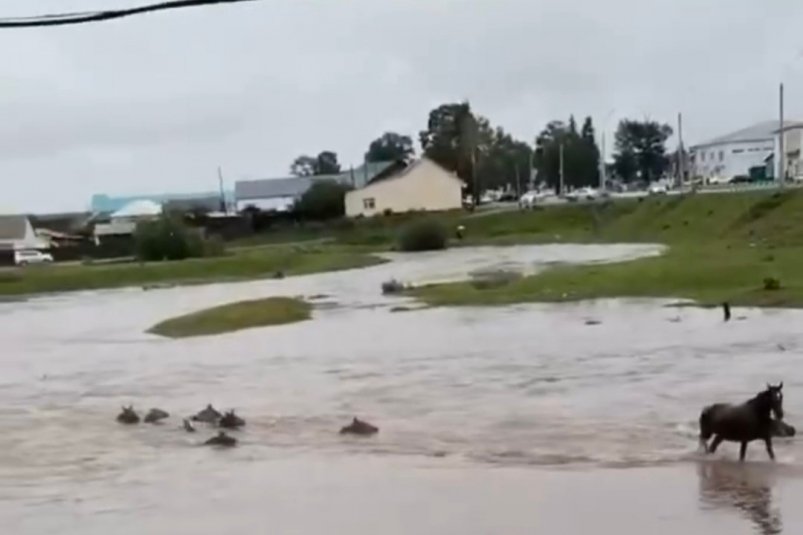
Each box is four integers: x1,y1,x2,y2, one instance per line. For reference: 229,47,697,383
235,177,314,200
693,120,802,148
234,161,402,201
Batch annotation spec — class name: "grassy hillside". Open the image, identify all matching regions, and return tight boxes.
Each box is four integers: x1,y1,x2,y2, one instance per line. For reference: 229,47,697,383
413,189,803,308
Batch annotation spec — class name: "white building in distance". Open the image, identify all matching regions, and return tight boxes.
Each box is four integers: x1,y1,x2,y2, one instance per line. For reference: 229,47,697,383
690,120,803,182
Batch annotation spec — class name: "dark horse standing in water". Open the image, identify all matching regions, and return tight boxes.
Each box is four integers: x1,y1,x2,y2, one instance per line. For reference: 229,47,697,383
699,383,785,461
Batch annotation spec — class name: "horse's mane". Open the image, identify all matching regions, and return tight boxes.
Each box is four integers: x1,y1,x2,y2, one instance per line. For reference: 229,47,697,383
746,389,775,415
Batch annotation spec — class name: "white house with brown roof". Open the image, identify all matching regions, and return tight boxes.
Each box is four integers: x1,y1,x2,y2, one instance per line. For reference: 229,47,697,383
344,158,463,218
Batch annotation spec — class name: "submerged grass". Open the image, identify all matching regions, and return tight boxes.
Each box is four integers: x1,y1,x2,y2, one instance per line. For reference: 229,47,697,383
148,297,312,338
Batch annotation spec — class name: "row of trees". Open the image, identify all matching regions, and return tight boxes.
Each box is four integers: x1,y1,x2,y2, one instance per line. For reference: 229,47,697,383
289,102,675,200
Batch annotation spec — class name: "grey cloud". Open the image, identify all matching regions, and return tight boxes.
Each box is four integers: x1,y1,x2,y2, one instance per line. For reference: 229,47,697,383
1,0,803,212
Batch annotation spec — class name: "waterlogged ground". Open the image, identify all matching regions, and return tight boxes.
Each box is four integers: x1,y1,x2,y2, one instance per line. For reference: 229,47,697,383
3,243,803,534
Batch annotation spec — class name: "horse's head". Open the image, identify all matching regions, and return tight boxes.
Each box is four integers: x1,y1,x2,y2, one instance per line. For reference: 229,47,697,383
763,382,785,420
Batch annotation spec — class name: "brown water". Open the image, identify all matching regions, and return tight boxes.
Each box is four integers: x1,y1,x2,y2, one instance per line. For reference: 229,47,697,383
3,243,803,534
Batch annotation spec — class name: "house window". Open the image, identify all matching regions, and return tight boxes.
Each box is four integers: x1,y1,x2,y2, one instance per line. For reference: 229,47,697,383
701,152,706,162
732,149,744,154
363,198,375,210
718,151,724,162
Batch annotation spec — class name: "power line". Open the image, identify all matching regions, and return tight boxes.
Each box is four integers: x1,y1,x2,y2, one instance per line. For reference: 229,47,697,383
0,0,258,28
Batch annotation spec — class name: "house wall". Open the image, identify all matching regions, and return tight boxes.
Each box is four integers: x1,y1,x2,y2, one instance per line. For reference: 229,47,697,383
778,128,803,179
344,159,463,217
692,140,775,180
0,218,47,251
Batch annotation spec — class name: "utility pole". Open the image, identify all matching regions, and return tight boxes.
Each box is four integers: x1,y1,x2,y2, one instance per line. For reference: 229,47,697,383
677,112,685,189
515,164,521,199
217,166,226,213
599,131,606,191
471,149,478,205
779,83,785,187
559,143,565,196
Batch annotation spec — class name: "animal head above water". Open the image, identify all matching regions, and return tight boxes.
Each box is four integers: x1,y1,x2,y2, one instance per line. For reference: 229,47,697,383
758,383,785,420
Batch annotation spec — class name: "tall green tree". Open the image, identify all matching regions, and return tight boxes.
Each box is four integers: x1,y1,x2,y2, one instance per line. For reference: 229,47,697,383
365,132,415,162
290,151,342,176
612,119,673,183
534,116,600,193
419,101,479,199
579,116,601,187
475,127,533,193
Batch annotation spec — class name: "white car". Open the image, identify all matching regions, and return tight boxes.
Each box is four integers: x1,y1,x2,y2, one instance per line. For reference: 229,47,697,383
14,250,53,266
519,190,540,208
648,183,668,195
566,187,598,201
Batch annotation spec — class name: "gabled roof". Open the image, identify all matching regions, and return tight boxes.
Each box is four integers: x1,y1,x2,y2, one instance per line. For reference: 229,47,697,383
355,157,460,191
344,160,403,188
0,215,27,240
692,120,803,149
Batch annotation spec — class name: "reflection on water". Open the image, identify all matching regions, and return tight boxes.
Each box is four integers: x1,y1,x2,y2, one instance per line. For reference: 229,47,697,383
698,461,782,534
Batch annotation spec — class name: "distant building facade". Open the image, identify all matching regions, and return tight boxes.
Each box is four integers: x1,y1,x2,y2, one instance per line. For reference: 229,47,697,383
234,161,405,213
690,120,803,182
345,158,463,217
91,191,234,214
0,215,48,251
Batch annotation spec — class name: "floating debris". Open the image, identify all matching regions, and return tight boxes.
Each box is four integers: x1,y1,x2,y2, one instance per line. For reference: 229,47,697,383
182,419,196,433
381,279,406,295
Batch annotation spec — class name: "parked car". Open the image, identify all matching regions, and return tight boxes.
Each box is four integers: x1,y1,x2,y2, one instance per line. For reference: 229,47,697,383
648,183,668,195
565,187,598,202
519,190,546,209
14,250,53,266
498,191,518,202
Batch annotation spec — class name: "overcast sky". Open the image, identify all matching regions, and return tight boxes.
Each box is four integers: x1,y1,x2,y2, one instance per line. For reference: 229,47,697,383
1,0,803,212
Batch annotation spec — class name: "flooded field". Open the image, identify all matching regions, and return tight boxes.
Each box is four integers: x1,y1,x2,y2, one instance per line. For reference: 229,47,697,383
3,243,803,534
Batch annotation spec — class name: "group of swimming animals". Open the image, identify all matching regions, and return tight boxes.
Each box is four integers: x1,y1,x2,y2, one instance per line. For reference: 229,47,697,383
115,382,792,462
116,404,379,448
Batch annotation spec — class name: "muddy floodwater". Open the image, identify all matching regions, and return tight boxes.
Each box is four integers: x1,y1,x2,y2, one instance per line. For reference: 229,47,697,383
4,243,803,534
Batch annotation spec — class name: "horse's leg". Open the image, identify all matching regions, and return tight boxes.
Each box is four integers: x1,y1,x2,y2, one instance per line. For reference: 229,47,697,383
739,442,748,462
764,437,776,461
709,435,724,454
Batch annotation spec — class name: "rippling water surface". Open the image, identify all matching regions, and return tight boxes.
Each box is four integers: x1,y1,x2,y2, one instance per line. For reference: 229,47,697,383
4,243,803,533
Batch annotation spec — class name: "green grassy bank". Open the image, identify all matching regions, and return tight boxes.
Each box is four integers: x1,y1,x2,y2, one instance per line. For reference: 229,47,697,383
148,296,311,338
412,189,803,308
0,245,384,297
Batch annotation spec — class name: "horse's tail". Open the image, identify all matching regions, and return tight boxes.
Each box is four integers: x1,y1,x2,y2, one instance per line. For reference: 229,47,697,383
699,405,715,451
